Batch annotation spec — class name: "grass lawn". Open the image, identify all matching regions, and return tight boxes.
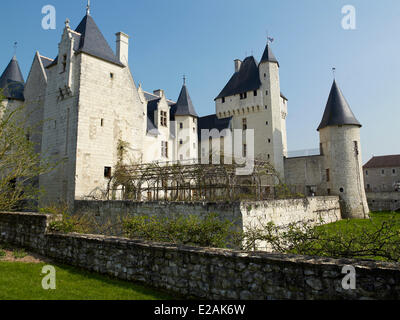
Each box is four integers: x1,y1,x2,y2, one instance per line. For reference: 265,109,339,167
319,211,400,233
0,261,174,300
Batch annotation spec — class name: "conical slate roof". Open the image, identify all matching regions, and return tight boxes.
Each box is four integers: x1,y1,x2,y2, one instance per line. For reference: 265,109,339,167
172,84,198,117
74,14,123,66
260,43,279,67
317,80,361,131
47,14,123,68
0,56,25,100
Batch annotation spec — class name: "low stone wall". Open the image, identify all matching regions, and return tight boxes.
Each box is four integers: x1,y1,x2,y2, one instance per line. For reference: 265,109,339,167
367,192,400,212
74,197,341,244
1,211,399,300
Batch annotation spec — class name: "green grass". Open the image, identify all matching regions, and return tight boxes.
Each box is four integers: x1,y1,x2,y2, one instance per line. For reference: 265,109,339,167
318,211,400,233
0,262,175,300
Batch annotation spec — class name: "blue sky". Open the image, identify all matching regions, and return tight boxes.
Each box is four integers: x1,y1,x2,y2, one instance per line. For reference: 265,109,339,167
1,0,399,163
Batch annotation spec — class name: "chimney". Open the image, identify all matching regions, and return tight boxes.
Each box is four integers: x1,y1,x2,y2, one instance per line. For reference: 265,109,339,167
153,89,164,97
234,59,242,73
116,32,129,65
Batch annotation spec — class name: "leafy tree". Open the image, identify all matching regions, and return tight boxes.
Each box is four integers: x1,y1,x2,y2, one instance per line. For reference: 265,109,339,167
0,95,54,211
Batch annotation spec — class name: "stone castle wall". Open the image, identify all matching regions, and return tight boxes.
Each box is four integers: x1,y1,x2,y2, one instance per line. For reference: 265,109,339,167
366,192,400,211
74,197,341,245
1,211,399,300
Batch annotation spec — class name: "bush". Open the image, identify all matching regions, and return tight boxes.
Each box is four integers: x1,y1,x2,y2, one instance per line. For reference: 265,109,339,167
242,212,400,262
41,204,92,234
123,213,240,248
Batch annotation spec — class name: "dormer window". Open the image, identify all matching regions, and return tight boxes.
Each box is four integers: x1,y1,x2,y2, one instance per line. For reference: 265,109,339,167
240,92,247,100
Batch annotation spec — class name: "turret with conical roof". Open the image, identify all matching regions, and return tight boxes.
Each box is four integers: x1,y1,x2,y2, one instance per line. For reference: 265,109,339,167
260,43,279,67
173,83,198,118
318,80,361,131
318,79,369,219
171,81,199,162
0,55,25,101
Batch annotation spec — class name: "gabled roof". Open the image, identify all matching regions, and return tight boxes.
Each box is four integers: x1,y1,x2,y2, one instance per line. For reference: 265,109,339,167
47,14,123,68
0,56,25,100
171,84,198,118
364,155,400,169
260,43,279,67
215,56,261,100
317,80,361,131
198,114,232,140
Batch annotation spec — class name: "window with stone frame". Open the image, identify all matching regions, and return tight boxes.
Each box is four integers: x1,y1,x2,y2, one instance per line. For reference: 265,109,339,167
161,141,168,158
160,111,168,127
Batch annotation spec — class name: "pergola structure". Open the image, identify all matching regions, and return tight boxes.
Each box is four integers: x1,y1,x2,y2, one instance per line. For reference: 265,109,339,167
106,158,279,202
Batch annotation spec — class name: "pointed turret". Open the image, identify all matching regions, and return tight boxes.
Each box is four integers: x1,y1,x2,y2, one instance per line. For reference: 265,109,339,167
173,84,198,118
0,55,25,100
317,80,361,131
260,43,279,67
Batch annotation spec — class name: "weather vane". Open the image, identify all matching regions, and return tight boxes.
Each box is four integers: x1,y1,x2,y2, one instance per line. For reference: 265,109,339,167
183,75,186,85
13,42,17,56
332,67,336,79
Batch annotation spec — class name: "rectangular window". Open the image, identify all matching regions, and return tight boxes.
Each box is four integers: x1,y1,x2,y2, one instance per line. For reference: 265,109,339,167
243,144,247,157
160,111,167,127
365,170,368,176
222,97,225,103
240,92,247,100
62,55,67,73
242,118,247,130
326,169,330,182
253,90,257,97
161,141,168,158
104,167,112,179
101,119,104,127
180,122,183,129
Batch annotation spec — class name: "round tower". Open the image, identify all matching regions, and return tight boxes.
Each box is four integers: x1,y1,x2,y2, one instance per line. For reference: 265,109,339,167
318,80,369,219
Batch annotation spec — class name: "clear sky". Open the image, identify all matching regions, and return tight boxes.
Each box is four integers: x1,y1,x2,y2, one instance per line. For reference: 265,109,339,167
1,0,399,163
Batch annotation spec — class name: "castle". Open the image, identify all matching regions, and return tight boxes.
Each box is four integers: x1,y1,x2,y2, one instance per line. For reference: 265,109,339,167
0,8,369,219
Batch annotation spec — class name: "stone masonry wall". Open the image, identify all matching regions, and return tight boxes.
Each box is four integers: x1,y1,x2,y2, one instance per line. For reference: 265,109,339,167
366,192,400,211
73,197,341,241
1,211,399,300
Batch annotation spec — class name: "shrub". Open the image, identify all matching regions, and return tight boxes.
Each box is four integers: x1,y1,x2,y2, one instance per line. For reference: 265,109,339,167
123,213,240,248
12,249,27,259
41,204,92,234
0,250,6,258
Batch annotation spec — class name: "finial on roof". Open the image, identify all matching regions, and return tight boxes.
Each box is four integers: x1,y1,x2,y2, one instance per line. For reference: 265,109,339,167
65,18,70,29
86,0,91,16
13,42,17,57
332,67,336,80
183,74,186,85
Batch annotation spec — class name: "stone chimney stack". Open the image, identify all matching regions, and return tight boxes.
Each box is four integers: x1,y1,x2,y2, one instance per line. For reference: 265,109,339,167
153,89,164,97
234,59,242,73
116,32,129,65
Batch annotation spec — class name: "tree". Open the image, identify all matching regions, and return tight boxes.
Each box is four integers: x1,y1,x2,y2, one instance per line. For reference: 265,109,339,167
0,94,54,211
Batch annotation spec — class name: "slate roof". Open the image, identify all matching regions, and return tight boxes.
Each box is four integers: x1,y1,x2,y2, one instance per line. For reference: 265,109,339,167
171,84,198,118
146,98,161,136
364,155,400,169
215,56,261,100
317,80,361,131
260,43,279,67
197,114,232,140
0,56,25,100
47,14,123,68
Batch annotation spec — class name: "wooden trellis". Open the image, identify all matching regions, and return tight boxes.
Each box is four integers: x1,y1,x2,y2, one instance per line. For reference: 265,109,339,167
106,158,279,202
